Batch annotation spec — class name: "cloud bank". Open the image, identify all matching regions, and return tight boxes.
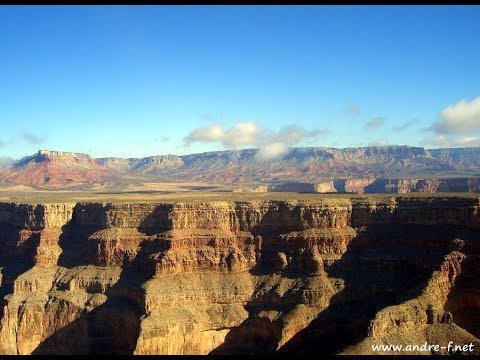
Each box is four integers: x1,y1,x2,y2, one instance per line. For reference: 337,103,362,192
424,96,480,148
424,134,480,148
184,121,325,159
430,96,480,134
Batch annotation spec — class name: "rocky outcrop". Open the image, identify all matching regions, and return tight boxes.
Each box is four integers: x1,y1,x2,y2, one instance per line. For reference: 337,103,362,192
269,177,480,194
333,178,377,194
0,196,479,354
268,182,337,193
238,177,480,194
0,151,104,187
395,178,480,194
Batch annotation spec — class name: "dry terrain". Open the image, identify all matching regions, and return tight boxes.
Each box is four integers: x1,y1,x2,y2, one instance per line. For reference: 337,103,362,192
0,190,479,355
1,147,480,193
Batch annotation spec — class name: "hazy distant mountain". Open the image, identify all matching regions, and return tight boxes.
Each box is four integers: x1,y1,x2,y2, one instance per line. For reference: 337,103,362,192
428,147,480,171
1,146,480,187
0,157,14,172
98,154,184,175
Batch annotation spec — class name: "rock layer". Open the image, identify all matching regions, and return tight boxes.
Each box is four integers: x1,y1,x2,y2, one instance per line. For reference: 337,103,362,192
269,177,480,194
0,196,479,354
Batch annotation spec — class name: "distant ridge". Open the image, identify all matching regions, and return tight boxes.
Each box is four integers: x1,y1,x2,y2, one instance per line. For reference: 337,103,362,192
1,146,480,189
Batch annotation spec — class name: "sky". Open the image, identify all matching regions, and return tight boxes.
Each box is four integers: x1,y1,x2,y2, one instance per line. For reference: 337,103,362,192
1,5,480,160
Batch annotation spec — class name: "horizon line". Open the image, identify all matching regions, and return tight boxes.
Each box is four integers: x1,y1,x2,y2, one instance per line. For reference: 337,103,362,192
4,144,479,161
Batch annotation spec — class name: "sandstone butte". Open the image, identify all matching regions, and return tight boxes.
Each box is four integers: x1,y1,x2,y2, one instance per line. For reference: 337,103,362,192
0,196,479,355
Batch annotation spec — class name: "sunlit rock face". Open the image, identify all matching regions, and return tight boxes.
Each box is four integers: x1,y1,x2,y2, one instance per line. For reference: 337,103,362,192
0,197,479,355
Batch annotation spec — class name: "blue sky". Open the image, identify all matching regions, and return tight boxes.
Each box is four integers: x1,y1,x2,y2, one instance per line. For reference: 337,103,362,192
1,5,480,159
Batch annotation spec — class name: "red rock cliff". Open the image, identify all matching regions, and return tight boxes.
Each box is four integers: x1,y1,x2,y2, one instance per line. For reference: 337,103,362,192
0,196,479,354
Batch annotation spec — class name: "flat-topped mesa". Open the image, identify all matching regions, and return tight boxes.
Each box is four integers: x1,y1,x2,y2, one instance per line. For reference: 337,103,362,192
38,150,91,158
1,150,104,187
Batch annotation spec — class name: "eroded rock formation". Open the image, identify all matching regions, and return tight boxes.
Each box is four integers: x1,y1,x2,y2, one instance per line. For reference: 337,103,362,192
0,197,479,354
270,177,480,194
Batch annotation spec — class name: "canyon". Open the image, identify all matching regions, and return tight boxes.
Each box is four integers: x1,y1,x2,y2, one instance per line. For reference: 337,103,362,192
0,194,479,354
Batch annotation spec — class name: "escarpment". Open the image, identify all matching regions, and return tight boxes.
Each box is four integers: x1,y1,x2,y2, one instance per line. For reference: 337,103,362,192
0,197,479,354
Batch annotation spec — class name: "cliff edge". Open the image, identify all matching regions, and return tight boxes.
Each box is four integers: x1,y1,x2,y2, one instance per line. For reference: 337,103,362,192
0,196,479,354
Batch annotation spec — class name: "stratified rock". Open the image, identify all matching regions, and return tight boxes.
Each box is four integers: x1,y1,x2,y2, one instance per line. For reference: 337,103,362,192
0,151,104,187
0,196,479,354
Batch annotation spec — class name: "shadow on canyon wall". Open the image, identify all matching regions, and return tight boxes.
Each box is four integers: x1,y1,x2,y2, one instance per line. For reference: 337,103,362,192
0,205,45,318
32,207,164,355
31,258,152,354
211,220,461,355
5,202,477,355
445,253,480,339
0,229,39,299
137,204,173,236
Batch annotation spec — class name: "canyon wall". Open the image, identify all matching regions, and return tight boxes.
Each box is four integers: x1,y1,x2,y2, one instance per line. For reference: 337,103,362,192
267,177,480,194
0,197,479,354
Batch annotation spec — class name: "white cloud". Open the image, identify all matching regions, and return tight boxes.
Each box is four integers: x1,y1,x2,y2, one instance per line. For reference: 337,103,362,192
223,121,259,147
184,120,326,158
453,136,480,146
184,123,224,144
424,134,449,147
257,142,288,160
368,138,388,146
430,96,480,134
275,125,325,144
364,117,385,129
422,134,480,148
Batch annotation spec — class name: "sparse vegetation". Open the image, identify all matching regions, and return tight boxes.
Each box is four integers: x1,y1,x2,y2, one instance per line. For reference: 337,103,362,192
0,186,478,205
